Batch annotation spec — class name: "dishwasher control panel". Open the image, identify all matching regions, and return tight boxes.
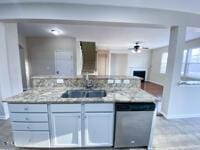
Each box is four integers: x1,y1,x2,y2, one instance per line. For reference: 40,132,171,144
115,102,155,111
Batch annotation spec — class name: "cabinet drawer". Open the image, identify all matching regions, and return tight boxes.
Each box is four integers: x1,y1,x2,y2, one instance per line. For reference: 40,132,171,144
11,122,49,131
9,104,47,113
13,131,50,148
51,104,81,112
85,104,114,112
10,113,48,122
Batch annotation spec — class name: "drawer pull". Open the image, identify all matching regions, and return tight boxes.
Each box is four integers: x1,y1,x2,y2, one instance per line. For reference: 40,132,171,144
25,117,29,121
24,107,29,111
27,126,30,130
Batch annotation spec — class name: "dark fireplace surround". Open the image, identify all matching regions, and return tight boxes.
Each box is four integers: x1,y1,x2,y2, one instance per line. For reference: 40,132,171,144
133,71,146,82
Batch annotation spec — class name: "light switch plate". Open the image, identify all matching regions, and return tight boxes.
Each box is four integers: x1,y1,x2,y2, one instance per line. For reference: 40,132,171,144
123,80,130,84
115,80,121,84
56,79,64,84
108,79,114,84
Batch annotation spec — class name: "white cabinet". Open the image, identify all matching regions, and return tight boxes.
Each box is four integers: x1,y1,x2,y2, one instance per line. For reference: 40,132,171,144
51,113,81,147
84,113,113,147
9,103,114,148
13,131,50,148
9,104,50,148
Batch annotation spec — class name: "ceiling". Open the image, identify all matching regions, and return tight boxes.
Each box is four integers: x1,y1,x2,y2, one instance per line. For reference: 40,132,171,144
1,0,200,15
18,23,200,50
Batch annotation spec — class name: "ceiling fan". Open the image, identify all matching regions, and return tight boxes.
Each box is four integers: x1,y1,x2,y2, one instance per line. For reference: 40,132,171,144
128,42,149,53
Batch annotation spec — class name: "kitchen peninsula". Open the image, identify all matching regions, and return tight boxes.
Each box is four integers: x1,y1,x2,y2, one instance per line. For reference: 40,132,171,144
3,75,156,150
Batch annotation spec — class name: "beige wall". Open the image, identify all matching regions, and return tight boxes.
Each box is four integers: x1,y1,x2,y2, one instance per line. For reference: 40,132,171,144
18,34,30,90
149,38,200,86
110,53,128,76
27,37,76,76
149,47,168,85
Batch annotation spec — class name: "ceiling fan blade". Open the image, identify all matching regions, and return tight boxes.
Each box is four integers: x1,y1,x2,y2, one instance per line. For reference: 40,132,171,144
141,47,149,50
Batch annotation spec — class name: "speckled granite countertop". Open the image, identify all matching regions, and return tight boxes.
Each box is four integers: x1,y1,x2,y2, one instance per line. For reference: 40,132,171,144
31,75,142,80
3,87,156,104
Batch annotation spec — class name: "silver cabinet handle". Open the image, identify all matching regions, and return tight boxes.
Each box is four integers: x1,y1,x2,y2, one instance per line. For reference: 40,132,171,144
78,115,81,119
25,117,29,121
84,116,87,119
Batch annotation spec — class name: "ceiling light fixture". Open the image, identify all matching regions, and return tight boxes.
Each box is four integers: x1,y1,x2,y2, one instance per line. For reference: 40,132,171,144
49,28,63,36
131,50,136,53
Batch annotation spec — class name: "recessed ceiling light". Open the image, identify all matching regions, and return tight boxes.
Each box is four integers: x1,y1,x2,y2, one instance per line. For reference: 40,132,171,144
49,28,63,36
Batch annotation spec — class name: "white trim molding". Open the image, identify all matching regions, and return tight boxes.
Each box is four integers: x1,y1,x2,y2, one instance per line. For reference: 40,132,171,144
0,103,9,120
161,111,200,119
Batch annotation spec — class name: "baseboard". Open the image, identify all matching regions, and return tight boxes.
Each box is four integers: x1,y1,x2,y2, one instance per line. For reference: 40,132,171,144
0,103,10,120
160,111,168,119
147,80,164,86
0,114,9,120
160,111,200,119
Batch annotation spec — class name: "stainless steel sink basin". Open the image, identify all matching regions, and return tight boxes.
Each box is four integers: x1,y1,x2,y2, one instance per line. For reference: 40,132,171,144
61,89,107,98
87,90,107,98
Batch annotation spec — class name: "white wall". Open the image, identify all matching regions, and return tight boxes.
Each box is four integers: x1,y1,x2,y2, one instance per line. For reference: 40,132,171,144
0,3,200,27
110,53,128,76
0,23,23,119
27,37,76,76
109,50,151,77
148,34,200,119
128,51,151,79
149,38,200,86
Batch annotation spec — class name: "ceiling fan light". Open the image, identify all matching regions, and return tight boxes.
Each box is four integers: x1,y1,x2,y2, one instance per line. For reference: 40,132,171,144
131,50,136,53
137,49,142,53
49,28,63,36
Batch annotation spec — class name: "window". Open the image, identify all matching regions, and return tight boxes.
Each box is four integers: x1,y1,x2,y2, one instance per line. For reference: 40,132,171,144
184,48,200,78
181,50,188,75
160,52,168,74
160,48,200,79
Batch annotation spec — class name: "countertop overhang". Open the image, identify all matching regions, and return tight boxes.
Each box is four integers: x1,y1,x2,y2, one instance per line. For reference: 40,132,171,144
3,87,156,104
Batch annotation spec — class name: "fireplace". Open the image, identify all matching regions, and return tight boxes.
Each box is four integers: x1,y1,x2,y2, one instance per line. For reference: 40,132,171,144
133,70,146,82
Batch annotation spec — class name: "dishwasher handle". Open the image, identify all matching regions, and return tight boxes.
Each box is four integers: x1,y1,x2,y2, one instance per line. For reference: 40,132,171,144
115,103,155,111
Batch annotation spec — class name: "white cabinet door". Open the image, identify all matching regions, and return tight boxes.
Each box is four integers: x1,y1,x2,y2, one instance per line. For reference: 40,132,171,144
51,113,81,147
13,131,50,148
84,113,113,147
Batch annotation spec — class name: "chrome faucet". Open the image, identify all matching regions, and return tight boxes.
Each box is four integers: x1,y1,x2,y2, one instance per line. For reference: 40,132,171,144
85,73,93,89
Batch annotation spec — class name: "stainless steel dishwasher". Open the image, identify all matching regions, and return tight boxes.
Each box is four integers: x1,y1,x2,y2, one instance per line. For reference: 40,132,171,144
114,102,156,149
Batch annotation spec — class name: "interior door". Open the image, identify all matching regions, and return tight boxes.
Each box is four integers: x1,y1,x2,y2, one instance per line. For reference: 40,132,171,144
51,113,81,147
55,50,73,75
84,113,113,147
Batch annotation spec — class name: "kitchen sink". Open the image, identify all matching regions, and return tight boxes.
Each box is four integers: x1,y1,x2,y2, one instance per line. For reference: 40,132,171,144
61,89,107,98
87,90,107,98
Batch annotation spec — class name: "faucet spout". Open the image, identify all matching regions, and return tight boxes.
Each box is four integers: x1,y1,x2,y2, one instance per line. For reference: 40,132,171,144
84,73,93,89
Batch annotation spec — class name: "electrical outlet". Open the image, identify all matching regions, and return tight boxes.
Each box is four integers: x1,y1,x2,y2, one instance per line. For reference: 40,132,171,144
115,80,121,84
56,79,64,84
108,79,114,84
123,80,130,84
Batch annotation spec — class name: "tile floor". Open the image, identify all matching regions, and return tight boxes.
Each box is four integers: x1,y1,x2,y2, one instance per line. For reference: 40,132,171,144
0,116,200,150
